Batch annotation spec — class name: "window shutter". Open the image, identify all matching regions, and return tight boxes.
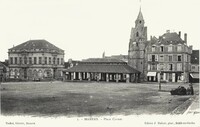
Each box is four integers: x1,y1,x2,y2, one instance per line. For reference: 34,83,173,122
155,55,158,61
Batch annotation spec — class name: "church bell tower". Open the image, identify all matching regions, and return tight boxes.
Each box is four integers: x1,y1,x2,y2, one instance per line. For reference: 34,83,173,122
128,7,147,80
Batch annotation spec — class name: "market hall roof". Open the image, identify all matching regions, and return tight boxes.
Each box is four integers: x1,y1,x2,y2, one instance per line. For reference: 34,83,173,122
9,39,64,53
81,58,126,64
65,58,140,74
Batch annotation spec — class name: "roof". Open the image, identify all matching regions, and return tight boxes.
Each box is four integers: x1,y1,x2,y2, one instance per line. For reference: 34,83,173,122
9,39,64,53
159,32,184,44
136,8,144,21
191,50,199,64
81,58,126,64
64,64,140,74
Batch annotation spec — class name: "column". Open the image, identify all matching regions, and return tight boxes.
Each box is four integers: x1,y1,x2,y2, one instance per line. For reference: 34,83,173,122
126,74,130,83
157,72,160,83
106,73,109,82
163,73,166,81
74,72,76,80
116,74,119,83
172,73,175,82
71,72,74,81
79,72,82,81
87,72,91,81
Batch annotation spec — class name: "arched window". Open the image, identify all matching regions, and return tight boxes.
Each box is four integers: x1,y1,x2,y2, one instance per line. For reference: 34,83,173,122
136,32,139,37
139,20,142,24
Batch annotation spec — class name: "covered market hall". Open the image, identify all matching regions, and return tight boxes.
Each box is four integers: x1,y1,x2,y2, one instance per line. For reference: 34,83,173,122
63,58,140,83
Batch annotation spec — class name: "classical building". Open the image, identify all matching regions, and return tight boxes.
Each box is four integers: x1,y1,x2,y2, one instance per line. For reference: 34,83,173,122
64,58,140,83
128,8,147,81
8,39,65,81
189,50,199,83
128,8,193,82
145,31,192,82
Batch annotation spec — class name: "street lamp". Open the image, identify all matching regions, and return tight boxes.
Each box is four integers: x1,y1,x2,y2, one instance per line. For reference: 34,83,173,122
158,64,161,91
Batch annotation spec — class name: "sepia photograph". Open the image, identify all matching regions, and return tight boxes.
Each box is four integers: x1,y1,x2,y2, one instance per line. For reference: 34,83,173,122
0,0,199,127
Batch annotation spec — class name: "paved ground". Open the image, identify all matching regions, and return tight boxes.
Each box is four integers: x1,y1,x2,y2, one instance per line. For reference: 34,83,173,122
0,81,199,117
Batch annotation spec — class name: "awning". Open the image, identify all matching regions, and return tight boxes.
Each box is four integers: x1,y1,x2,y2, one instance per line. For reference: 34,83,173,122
190,73,199,79
147,72,157,77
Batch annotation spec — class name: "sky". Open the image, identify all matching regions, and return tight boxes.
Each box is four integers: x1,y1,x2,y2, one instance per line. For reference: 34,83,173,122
0,0,200,61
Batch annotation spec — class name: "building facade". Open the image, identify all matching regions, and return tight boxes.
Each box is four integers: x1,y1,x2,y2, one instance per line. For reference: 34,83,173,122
8,40,65,81
145,32,192,82
189,50,199,83
128,8,193,82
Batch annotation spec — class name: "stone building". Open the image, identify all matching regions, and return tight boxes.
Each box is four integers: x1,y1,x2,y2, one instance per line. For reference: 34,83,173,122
64,58,140,83
128,8,147,81
189,50,199,82
8,40,64,81
145,31,192,82
128,8,193,82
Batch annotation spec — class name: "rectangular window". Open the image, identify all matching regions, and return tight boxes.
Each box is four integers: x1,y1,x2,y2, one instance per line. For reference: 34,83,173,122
159,55,164,62
151,64,157,71
53,57,56,64
34,57,37,64
177,63,182,71
10,57,13,64
45,57,47,64
49,57,51,65
61,58,63,65
169,64,173,71
57,58,60,65
177,46,182,52
15,57,18,64
160,64,164,71
24,57,27,64
148,64,150,70
29,57,32,64
192,66,195,70
39,57,42,64
19,57,22,64
160,46,164,52
152,46,156,52
152,55,155,62
169,55,172,62
178,55,182,61
168,46,172,52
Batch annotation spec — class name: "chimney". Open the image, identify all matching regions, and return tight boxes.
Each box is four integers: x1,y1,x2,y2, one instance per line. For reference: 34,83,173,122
184,33,187,44
166,30,170,33
178,31,181,38
150,36,152,40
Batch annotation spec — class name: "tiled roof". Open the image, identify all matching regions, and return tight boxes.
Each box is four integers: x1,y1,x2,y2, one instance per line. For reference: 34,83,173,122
159,32,184,44
9,39,64,52
191,50,199,64
65,64,140,73
82,58,126,64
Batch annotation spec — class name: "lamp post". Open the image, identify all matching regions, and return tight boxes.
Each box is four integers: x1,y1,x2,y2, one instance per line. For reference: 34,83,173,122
158,64,161,91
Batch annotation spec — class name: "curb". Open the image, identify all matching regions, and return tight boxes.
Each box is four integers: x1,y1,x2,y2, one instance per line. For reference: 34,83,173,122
171,95,197,115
